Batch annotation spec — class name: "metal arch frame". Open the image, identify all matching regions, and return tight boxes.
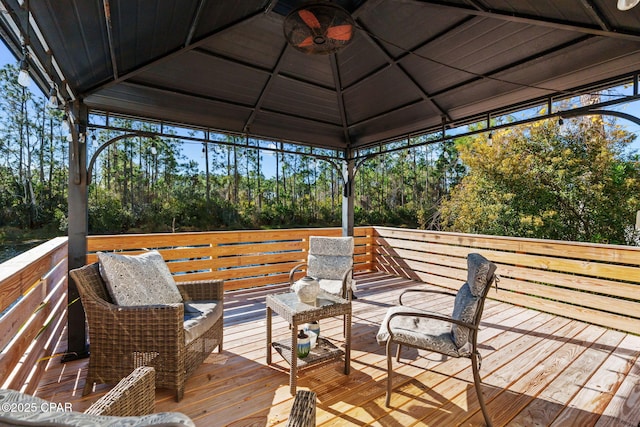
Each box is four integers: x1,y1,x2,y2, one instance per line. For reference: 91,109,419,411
560,109,640,126
87,118,345,161
84,97,640,220
349,105,640,180
352,93,640,162
84,124,359,234
344,99,640,234
86,132,153,184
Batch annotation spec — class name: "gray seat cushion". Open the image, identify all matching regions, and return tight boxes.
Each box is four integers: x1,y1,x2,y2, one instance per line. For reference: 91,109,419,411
308,236,353,256
183,301,222,345
0,389,195,427
98,250,183,306
451,254,497,351
307,236,356,293
376,306,460,358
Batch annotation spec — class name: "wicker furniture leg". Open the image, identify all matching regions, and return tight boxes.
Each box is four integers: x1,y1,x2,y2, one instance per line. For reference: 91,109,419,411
290,320,298,395
344,312,351,375
267,306,272,365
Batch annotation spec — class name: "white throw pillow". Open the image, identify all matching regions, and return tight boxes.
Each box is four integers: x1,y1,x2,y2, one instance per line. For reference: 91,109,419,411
98,250,183,306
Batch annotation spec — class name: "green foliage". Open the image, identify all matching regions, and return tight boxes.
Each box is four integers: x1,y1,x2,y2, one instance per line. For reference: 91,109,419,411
440,117,640,244
0,64,68,230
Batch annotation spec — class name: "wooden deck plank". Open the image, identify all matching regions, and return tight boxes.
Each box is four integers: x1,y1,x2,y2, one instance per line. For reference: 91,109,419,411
502,325,620,427
594,333,640,427
400,315,579,426
549,329,629,426
463,319,590,426
30,272,640,426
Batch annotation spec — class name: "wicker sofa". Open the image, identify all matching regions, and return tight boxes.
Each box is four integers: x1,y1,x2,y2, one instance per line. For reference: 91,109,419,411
0,367,195,426
69,262,224,402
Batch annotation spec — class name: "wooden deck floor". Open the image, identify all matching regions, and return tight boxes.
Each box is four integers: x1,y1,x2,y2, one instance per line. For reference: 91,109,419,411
35,272,640,426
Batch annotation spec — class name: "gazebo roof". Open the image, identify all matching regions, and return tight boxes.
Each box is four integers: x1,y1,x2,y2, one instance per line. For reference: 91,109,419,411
2,0,640,152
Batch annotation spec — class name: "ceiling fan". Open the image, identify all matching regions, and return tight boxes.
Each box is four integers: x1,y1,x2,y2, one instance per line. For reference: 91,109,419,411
283,2,355,55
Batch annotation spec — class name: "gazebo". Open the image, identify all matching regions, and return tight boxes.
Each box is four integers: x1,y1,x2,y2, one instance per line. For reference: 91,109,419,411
1,0,639,366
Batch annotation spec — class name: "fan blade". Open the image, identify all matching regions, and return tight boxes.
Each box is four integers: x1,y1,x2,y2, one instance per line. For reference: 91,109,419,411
326,24,352,41
297,36,314,48
298,9,321,29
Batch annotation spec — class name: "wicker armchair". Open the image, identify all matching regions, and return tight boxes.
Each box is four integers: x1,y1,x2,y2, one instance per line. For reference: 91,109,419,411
0,367,195,426
85,366,157,417
70,262,224,402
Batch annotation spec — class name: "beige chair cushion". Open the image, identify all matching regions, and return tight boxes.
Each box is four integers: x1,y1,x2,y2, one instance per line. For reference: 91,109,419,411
183,301,223,345
98,250,182,306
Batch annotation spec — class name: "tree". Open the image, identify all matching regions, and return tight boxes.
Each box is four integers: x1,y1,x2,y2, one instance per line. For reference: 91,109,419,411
0,64,68,231
439,116,640,244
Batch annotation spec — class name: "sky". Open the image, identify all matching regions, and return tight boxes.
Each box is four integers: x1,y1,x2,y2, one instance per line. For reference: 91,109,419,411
1,40,639,178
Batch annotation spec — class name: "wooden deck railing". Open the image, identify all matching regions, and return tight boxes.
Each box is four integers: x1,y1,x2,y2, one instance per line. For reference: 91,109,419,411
373,226,640,335
87,227,375,292
0,237,68,394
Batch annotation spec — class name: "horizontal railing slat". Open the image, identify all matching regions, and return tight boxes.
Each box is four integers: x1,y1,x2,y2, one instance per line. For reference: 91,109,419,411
495,289,640,335
497,276,640,319
495,263,639,300
372,227,640,334
23,310,67,396
0,238,68,392
0,279,47,353
0,238,68,313
7,274,67,391
0,275,65,384
374,235,640,282
87,227,374,291
374,226,640,266
377,244,640,300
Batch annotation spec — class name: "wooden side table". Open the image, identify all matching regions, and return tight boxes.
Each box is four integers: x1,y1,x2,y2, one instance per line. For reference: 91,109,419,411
266,290,352,395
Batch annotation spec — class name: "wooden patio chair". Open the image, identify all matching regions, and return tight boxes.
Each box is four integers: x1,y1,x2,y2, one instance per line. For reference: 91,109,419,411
69,261,224,402
289,236,356,300
376,253,497,427
0,367,195,426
